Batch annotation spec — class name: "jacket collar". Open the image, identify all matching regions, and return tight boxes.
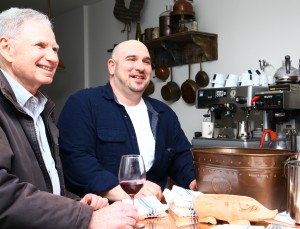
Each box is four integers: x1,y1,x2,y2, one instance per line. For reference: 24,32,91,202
103,82,117,101
0,69,56,119
0,69,16,99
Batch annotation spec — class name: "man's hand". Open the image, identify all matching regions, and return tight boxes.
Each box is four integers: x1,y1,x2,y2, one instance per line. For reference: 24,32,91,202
80,193,109,210
101,180,163,201
135,180,162,200
189,179,197,191
88,201,138,229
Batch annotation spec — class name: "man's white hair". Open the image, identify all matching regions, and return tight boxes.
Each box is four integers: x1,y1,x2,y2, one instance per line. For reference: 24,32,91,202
0,7,52,39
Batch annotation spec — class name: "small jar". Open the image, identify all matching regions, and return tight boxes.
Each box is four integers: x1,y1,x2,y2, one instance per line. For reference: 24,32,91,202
191,20,198,31
135,22,143,41
159,5,172,37
152,27,159,39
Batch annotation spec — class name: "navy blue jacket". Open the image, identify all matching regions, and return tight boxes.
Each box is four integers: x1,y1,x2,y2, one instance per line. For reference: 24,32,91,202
58,82,195,197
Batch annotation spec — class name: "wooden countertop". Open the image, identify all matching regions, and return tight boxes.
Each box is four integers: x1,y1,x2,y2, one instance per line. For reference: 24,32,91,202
140,210,299,228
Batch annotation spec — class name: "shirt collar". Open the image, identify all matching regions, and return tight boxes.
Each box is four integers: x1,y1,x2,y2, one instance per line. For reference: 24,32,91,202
0,68,47,108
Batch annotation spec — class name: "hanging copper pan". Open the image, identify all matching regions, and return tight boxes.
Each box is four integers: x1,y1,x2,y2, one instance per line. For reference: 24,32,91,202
155,66,170,81
181,64,199,104
195,62,209,88
144,80,155,96
161,67,181,102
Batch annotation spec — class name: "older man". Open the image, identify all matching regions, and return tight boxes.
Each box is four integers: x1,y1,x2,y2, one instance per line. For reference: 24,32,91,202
0,7,138,229
58,40,197,201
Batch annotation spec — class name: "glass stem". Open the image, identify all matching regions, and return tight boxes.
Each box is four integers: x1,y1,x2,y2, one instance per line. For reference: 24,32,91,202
131,195,134,205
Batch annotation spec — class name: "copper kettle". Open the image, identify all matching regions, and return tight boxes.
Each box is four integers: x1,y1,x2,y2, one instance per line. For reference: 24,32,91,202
173,0,194,14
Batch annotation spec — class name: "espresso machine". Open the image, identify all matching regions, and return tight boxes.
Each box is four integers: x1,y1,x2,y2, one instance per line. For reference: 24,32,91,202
192,86,270,148
253,84,300,133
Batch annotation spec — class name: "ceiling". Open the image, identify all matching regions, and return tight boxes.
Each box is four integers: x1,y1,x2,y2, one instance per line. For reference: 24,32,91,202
0,0,102,17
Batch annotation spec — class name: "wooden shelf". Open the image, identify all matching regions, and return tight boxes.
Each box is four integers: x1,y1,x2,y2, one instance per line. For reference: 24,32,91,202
143,31,218,68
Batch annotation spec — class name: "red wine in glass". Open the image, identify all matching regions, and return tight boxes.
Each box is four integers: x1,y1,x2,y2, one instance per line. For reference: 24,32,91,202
119,155,146,229
120,180,144,198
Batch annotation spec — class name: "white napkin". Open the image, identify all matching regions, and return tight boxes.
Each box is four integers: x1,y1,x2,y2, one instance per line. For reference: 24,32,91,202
211,225,264,229
163,185,203,217
123,195,168,219
273,211,295,226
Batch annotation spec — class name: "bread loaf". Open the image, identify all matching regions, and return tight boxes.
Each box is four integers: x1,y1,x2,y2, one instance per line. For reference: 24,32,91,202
192,194,278,225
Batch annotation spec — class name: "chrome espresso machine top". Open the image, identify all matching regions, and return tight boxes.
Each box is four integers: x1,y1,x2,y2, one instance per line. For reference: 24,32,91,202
192,86,270,148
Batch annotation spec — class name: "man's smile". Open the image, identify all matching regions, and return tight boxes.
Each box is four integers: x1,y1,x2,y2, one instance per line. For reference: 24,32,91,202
38,65,54,72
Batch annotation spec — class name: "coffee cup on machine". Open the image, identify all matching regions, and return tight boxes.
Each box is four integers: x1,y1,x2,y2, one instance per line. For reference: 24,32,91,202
212,73,225,85
227,74,238,81
239,72,252,85
225,80,238,87
259,73,268,86
225,76,238,87
212,82,225,88
267,75,275,85
252,74,260,86
202,122,214,138
211,73,225,88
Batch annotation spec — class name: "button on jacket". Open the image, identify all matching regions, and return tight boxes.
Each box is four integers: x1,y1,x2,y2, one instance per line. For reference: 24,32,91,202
58,82,196,197
0,71,93,229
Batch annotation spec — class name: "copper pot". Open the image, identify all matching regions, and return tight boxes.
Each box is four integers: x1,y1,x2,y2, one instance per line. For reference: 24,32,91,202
155,66,170,81
161,68,181,102
195,62,209,88
181,64,199,104
144,80,155,96
161,82,181,102
172,0,194,15
191,147,296,211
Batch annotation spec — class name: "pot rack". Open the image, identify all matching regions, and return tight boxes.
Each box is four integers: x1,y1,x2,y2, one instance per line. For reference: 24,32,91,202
143,31,218,68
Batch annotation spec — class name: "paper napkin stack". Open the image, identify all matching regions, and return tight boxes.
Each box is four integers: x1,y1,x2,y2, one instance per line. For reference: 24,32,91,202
163,185,203,217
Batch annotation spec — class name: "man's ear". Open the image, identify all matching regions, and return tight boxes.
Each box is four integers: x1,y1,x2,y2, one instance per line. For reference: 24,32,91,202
0,36,14,63
107,58,116,75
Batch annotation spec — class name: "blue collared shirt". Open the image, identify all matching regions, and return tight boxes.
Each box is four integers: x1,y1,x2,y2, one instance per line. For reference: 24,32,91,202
1,69,61,195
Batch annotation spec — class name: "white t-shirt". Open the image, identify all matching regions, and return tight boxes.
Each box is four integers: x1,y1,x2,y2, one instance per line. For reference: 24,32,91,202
121,99,155,171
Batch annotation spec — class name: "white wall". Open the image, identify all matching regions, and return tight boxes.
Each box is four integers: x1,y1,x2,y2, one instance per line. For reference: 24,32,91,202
41,7,86,119
47,0,300,141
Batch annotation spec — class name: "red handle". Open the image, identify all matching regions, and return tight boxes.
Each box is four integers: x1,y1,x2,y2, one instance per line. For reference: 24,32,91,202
259,129,277,148
251,95,260,106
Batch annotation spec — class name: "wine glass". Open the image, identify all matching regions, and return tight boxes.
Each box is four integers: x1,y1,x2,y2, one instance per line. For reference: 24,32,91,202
119,155,146,229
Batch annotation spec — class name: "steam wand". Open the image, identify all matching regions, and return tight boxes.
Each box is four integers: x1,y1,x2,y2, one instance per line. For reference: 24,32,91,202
245,108,251,119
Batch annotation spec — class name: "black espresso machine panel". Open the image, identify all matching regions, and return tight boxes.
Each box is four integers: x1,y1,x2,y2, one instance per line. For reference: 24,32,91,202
196,86,268,109
196,88,229,108
254,91,300,110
